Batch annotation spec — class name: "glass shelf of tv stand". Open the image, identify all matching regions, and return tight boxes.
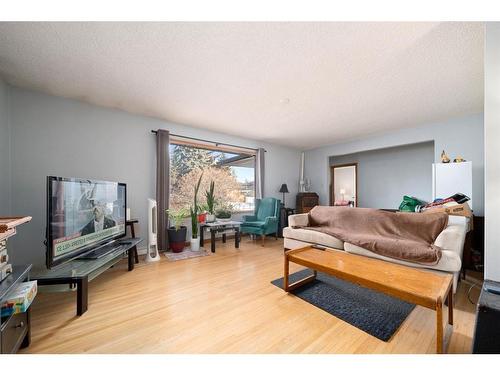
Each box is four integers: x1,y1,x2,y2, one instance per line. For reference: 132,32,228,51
31,238,141,281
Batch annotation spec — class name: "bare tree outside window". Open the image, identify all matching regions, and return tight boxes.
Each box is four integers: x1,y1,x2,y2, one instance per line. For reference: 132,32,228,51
169,144,255,212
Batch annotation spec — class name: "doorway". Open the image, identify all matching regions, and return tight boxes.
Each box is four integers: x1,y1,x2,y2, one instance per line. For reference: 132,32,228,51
330,164,357,206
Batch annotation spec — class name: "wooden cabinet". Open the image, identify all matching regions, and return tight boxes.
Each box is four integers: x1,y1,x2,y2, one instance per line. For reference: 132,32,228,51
296,192,319,214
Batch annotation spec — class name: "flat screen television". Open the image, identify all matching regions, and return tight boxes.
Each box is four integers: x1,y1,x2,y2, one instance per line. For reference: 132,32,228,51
46,176,127,268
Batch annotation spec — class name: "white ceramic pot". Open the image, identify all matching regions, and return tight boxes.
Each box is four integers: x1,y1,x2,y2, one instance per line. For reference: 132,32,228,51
190,237,201,251
206,214,216,223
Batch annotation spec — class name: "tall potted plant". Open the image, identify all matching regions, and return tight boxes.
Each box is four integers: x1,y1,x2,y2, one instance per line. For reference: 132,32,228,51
166,208,188,253
205,180,216,223
190,172,203,251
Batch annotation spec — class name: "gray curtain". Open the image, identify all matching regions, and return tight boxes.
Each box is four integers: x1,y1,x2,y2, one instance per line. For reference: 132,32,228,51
156,129,170,251
255,148,265,199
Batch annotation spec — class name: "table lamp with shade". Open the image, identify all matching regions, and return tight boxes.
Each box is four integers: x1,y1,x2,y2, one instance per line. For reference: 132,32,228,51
279,183,289,206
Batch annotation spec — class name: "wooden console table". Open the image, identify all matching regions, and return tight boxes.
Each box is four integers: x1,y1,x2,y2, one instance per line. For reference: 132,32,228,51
31,238,142,316
284,246,454,353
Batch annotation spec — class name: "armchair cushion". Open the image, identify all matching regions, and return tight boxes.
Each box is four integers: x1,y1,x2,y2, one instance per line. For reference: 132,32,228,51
243,215,258,222
264,216,278,226
241,220,266,228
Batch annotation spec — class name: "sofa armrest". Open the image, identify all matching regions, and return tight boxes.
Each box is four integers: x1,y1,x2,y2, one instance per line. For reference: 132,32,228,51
288,213,309,228
434,224,467,259
243,215,257,222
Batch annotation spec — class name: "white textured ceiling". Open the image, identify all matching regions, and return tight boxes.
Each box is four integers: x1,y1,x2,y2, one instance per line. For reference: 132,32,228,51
0,22,484,149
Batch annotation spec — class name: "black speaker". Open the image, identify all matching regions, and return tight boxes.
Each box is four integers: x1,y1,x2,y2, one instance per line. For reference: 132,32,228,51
472,280,500,353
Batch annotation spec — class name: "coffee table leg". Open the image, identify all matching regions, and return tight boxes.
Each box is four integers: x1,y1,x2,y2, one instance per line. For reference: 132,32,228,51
200,226,204,247
448,288,454,325
211,229,216,253
436,298,443,354
235,227,240,249
284,253,290,291
222,233,226,243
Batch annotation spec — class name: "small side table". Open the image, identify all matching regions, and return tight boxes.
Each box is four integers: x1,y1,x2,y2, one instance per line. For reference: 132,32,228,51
199,221,241,253
126,219,139,264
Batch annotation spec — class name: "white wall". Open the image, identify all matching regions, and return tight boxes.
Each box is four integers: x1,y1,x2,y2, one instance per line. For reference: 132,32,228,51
7,86,301,266
484,23,500,282
305,113,484,215
330,141,434,209
0,79,10,215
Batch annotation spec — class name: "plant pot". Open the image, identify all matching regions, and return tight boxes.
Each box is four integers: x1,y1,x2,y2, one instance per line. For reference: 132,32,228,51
197,212,207,224
206,214,216,223
167,226,187,253
190,237,201,251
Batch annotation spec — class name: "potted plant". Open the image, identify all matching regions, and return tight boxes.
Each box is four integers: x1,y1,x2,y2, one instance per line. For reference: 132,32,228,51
190,173,203,251
197,204,208,224
215,203,233,222
205,180,216,223
166,207,188,253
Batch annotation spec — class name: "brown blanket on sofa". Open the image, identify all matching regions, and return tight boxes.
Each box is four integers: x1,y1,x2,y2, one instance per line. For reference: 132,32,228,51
304,206,448,265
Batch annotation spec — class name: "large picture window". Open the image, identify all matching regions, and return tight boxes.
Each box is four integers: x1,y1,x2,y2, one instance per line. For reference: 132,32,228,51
169,140,256,212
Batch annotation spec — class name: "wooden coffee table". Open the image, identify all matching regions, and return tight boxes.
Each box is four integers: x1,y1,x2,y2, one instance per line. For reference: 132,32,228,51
284,246,454,353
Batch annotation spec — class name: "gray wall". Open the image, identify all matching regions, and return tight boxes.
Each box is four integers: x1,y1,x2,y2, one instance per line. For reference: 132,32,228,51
330,142,434,209
0,79,10,215
485,23,500,282
7,86,301,266
305,113,485,215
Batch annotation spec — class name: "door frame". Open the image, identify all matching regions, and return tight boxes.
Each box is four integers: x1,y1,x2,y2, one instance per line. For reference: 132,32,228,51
330,163,358,206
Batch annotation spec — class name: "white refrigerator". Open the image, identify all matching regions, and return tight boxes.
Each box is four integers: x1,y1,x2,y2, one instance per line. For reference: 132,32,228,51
432,161,472,209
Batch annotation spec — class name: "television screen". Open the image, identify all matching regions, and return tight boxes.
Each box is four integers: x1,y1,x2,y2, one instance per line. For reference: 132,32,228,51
46,176,126,268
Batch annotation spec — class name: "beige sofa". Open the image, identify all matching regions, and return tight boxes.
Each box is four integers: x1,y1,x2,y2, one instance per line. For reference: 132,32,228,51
283,213,469,293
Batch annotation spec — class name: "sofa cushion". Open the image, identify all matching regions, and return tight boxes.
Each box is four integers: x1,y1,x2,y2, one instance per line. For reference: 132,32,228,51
283,226,344,249
343,242,462,273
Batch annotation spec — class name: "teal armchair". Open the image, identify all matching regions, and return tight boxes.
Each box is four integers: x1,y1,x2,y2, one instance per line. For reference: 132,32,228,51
240,197,280,246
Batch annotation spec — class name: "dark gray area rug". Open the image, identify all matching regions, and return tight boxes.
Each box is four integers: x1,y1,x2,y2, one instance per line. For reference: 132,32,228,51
271,269,415,341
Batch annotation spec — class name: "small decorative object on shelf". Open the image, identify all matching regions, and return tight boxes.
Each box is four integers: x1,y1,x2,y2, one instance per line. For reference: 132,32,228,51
0,217,32,283
1,281,37,318
453,156,466,163
440,150,451,163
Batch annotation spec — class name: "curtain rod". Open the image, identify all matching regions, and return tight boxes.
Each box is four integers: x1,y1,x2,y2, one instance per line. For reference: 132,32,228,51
151,130,266,152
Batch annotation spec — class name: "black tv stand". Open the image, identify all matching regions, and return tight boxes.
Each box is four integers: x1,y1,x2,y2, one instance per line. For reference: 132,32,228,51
31,238,142,316
79,240,131,260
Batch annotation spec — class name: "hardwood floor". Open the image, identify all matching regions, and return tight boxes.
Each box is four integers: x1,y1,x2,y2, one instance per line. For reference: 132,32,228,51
22,238,479,354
